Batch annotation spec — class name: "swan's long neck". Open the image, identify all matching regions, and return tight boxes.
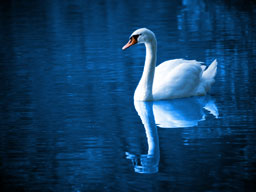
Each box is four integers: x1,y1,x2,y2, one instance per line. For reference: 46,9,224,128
134,39,157,101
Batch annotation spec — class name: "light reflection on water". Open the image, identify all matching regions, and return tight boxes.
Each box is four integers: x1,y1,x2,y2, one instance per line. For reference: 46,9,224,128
0,0,256,191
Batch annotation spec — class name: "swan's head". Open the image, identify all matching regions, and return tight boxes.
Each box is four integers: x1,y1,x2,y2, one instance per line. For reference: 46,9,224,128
122,28,156,50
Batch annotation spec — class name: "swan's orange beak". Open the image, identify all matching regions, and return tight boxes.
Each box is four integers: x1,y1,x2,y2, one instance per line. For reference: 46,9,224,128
122,36,137,50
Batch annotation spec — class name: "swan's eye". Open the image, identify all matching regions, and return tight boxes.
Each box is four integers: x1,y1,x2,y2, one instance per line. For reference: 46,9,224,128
132,34,140,41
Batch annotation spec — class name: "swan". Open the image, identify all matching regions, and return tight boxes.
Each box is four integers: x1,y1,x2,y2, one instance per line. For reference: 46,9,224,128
122,28,217,101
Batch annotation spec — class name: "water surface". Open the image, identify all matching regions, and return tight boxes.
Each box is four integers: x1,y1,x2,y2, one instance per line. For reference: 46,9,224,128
0,0,256,191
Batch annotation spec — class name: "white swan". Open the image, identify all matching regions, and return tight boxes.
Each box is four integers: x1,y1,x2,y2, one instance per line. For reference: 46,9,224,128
122,28,217,101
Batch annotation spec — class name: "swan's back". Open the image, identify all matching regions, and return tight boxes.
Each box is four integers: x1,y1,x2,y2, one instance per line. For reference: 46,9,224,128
153,59,207,100
155,59,203,76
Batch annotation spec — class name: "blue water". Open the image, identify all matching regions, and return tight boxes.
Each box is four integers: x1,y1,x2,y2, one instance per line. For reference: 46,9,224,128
0,0,256,191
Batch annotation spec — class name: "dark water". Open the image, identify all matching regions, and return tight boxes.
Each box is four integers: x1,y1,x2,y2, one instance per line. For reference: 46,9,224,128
0,0,256,191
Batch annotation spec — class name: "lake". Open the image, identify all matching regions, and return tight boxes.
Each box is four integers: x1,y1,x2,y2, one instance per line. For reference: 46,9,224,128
0,0,256,191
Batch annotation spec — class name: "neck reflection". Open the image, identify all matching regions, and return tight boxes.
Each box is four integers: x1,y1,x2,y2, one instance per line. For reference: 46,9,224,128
126,101,160,174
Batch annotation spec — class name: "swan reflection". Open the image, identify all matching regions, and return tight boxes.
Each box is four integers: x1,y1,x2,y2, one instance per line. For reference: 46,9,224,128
126,96,218,174
153,96,218,128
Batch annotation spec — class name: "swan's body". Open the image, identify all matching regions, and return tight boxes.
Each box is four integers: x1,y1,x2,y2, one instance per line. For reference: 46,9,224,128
122,28,217,101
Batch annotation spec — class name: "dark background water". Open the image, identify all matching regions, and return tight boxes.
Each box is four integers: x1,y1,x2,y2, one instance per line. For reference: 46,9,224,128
0,0,256,191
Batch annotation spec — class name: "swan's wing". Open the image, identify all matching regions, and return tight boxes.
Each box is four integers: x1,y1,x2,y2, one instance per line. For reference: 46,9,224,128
153,59,203,100
155,59,204,74
155,59,201,74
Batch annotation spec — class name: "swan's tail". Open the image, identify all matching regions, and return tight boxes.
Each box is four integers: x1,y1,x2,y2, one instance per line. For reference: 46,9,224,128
202,59,217,92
